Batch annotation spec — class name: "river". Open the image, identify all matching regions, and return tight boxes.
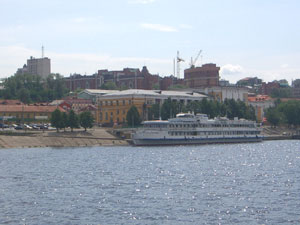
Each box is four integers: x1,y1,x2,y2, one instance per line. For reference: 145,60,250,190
1,140,300,224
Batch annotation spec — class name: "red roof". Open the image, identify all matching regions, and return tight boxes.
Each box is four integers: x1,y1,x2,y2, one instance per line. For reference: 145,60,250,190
0,99,23,105
0,105,66,113
248,95,271,102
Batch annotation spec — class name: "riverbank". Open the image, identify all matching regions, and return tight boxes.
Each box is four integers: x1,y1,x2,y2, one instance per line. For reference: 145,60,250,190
0,128,128,149
0,125,298,149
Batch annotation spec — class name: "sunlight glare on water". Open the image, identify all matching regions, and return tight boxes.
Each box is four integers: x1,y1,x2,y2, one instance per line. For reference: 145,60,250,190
0,140,300,224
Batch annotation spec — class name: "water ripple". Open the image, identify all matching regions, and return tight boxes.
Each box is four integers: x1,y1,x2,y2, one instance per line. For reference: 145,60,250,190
0,141,300,224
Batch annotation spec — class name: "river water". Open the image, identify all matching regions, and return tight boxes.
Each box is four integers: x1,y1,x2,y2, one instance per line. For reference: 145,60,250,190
1,140,300,224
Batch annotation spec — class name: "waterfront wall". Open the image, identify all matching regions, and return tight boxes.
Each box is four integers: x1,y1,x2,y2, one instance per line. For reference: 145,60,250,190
0,129,128,149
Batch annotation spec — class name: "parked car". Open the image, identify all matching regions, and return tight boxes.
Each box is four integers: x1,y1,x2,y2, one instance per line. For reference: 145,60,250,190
15,125,23,130
24,124,33,130
0,123,9,128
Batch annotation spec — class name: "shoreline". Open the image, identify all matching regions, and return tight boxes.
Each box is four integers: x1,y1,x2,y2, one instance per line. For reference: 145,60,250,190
0,128,129,149
0,126,298,149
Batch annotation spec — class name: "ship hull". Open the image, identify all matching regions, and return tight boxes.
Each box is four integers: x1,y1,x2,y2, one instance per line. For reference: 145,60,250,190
133,136,263,146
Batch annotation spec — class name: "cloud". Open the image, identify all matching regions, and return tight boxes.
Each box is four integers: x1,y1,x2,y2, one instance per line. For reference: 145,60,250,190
220,64,244,75
128,0,156,4
140,23,178,32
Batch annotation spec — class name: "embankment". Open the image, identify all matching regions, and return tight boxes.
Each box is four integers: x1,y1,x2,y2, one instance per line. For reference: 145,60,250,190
0,128,128,149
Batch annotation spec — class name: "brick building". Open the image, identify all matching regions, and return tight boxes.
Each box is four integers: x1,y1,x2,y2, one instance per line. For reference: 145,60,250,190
64,66,187,91
184,64,220,88
260,82,280,95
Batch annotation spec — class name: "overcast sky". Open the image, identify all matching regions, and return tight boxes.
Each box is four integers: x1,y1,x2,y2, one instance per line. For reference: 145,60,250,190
0,0,299,83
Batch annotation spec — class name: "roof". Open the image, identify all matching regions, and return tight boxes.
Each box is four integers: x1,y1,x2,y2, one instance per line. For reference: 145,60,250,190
0,99,23,105
0,105,66,113
82,89,120,95
248,95,271,102
101,89,207,98
49,100,64,106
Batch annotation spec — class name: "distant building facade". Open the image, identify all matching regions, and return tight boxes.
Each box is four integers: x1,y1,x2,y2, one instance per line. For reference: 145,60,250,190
96,89,207,125
195,86,249,103
64,66,185,91
184,64,220,88
247,95,274,122
0,105,65,123
16,56,51,79
237,77,262,87
27,56,51,78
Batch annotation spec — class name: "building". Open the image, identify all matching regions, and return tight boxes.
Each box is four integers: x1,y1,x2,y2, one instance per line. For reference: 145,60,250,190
0,105,65,123
50,98,94,113
26,56,51,79
96,89,207,126
260,82,280,95
237,77,262,87
184,64,220,88
65,73,100,91
78,89,120,103
219,79,230,87
65,66,162,92
16,64,28,75
248,95,274,122
196,86,249,103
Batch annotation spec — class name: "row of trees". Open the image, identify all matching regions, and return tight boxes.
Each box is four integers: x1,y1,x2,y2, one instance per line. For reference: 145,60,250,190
266,100,300,127
0,73,68,103
147,98,256,121
51,109,94,132
126,98,256,127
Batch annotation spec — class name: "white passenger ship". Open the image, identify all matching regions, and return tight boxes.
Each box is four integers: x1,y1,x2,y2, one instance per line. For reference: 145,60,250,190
132,113,262,146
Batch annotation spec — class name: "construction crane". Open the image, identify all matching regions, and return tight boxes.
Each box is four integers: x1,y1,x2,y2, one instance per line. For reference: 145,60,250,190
176,51,184,78
190,50,202,68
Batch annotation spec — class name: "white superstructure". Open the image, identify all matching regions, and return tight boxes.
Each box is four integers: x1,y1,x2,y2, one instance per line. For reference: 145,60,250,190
132,113,262,146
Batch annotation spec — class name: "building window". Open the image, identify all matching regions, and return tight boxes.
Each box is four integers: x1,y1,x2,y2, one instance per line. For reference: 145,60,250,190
117,109,119,115
100,112,103,121
123,110,126,115
110,101,113,106
116,100,119,106
123,100,125,105
105,112,108,120
129,100,132,105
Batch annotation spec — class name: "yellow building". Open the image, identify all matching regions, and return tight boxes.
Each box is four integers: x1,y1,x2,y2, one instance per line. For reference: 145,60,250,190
0,105,65,123
96,89,207,125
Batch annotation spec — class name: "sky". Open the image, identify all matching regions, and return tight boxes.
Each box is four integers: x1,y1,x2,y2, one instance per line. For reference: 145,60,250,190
0,0,299,83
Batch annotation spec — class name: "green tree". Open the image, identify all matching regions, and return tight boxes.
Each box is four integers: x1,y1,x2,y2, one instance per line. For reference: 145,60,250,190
152,83,160,90
265,108,281,127
100,81,118,90
51,109,63,132
161,98,178,120
68,110,79,132
2,73,68,103
271,88,292,98
126,105,141,127
18,88,31,104
79,111,94,131
61,112,69,132
278,101,300,126
148,103,160,120
168,84,188,90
